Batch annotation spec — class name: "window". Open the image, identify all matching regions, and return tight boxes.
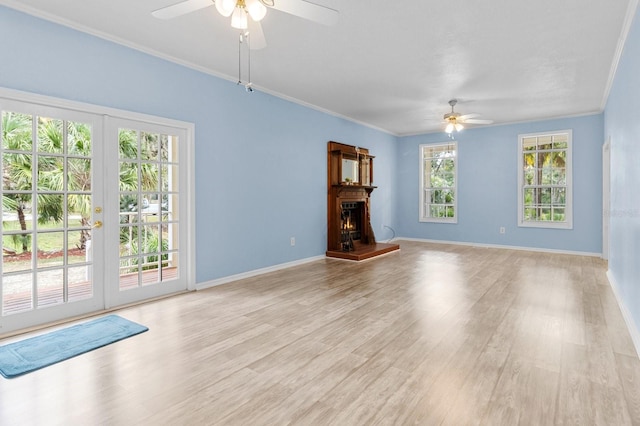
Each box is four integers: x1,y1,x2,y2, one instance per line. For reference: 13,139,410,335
518,130,572,229
420,142,457,222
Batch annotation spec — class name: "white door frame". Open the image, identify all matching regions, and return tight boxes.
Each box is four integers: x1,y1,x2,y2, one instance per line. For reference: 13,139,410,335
603,138,611,260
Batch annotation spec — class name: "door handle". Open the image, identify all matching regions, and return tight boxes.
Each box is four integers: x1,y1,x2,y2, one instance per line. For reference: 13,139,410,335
92,220,103,229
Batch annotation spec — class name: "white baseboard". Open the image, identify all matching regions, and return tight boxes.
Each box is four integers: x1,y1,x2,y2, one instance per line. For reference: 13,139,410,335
196,255,326,290
607,270,640,359
396,237,602,258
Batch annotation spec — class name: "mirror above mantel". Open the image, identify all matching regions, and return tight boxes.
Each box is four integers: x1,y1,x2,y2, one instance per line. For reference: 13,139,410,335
329,142,373,187
341,158,359,183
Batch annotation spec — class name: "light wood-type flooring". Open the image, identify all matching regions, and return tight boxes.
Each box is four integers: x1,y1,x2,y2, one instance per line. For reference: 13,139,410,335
2,240,640,425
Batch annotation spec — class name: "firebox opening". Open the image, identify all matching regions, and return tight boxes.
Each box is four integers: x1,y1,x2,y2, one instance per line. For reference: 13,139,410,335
341,202,363,251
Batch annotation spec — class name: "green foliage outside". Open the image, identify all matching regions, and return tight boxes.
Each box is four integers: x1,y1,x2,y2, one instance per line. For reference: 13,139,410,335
2,112,92,253
130,231,169,271
522,139,567,222
117,129,169,271
425,150,455,218
2,112,165,267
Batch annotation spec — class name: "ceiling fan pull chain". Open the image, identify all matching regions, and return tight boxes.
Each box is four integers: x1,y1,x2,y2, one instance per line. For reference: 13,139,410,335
237,31,243,85
236,31,254,92
246,30,253,91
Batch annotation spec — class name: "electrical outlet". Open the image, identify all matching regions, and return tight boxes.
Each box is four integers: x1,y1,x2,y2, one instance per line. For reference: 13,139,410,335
290,237,295,246
499,227,506,234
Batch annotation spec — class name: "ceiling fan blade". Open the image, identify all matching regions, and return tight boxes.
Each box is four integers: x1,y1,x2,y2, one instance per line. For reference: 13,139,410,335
458,113,479,121
247,20,267,50
271,0,339,26
463,119,494,124
152,0,213,20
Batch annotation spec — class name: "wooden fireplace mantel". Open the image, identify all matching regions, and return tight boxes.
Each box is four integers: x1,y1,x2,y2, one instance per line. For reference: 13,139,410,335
326,141,399,261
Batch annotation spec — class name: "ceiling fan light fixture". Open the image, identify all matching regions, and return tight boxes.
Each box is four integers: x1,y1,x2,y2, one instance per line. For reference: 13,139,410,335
455,123,464,132
245,0,267,21
215,0,236,17
231,5,248,29
445,122,454,134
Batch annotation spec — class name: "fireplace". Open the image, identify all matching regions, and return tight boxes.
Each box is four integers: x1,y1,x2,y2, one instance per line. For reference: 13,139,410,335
341,202,363,251
326,141,400,260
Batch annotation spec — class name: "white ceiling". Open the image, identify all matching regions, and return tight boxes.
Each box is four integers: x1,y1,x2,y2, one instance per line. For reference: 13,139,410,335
1,0,635,135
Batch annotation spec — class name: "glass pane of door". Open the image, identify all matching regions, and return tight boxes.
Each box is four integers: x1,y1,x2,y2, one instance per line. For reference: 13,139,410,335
117,127,181,292
1,109,98,318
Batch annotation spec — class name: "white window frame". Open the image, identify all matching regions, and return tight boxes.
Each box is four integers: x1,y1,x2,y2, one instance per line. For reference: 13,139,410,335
419,142,458,223
517,130,573,229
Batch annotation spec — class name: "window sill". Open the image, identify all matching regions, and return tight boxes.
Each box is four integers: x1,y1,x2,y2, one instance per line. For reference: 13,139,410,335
419,218,458,224
518,221,573,230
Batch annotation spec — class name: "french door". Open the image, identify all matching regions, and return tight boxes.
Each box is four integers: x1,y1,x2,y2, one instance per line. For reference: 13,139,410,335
0,95,192,334
0,100,105,333
104,117,189,308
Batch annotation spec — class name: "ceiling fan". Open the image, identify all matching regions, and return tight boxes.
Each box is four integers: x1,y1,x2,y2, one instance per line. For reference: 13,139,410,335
443,99,494,133
152,0,339,49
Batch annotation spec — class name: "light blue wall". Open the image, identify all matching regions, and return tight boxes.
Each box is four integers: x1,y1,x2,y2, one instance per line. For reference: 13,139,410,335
0,6,398,282
0,4,613,287
604,5,640,335
396,114,604,254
